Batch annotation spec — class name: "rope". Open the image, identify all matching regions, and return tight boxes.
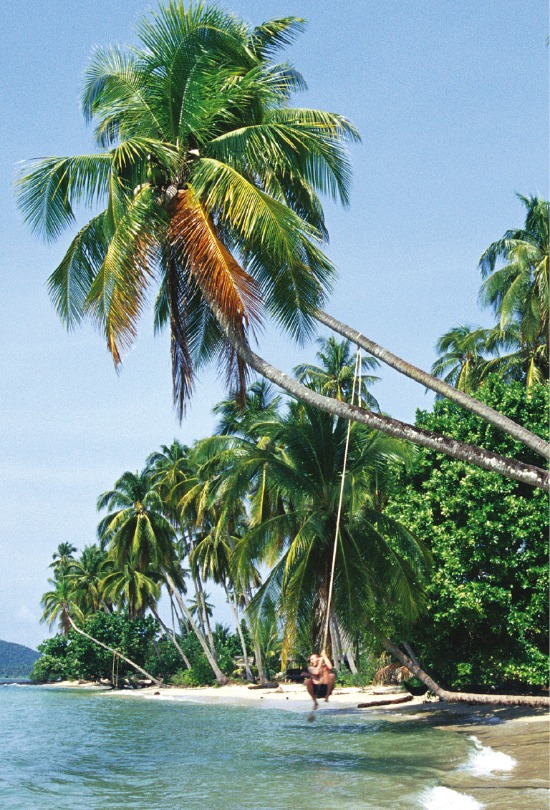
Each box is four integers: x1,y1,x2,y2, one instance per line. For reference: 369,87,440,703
322,347,362,651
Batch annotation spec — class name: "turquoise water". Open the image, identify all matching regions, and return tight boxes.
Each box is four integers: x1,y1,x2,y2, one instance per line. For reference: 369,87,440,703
0,686,480,809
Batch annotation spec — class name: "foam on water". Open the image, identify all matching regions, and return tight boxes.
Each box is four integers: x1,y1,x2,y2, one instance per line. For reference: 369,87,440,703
420,785,484,809
461,735,517,776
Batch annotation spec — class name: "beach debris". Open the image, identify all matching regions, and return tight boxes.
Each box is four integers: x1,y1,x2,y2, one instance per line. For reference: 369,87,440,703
357,694,413,709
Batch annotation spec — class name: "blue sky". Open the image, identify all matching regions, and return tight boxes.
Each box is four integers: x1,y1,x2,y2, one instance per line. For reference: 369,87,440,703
1,0,547,649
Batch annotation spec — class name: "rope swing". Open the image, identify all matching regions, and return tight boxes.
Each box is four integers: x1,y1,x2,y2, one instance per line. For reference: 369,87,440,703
321,346,362,652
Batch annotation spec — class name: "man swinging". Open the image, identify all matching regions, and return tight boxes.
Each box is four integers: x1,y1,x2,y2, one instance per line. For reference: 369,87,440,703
305,649,335,709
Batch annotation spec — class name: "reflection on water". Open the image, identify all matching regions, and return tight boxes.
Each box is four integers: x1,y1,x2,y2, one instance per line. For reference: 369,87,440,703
0,686,536,810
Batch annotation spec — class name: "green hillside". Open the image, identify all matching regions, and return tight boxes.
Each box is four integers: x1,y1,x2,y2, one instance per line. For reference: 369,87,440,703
0,639,40,678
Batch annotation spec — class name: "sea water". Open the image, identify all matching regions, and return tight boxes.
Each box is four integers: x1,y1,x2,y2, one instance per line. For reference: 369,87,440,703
0,686,517,809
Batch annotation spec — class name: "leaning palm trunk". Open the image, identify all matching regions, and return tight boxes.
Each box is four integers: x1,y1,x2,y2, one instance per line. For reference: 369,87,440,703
67,616,160,685
150,604,191,670
163,570,228,685
382,637,550,708
224,327,549,491
186,531,216,656
241,588,268,685
316,309,550,460
224,583,254,683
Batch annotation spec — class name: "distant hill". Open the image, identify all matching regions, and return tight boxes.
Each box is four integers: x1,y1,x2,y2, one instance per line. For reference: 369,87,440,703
0,639,40,678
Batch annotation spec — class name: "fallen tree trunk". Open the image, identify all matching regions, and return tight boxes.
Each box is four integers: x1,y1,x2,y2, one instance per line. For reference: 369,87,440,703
382,637,550,708
358,694,413,708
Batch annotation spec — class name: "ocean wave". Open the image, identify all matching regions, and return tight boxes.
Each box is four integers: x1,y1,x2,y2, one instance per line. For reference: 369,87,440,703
420,785,484,809
461,735,517,776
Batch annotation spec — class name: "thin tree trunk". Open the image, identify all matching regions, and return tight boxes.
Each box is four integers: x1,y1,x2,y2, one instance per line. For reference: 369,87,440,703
316,309,550,460
150,604,191,669
67,616,160,685
186,530,216,655
224,583,254,682
225,329,549,491
163,570,228,685
242,588,268,685
346,646,358,675
382,637,550,708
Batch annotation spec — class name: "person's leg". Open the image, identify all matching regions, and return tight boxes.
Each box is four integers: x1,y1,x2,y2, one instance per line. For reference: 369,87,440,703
324,672,335,701
305,678,318,708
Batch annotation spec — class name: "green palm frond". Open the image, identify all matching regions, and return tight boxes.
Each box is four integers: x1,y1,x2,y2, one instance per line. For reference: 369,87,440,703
16,154,112,240
248,17,307,59
47,212,110,328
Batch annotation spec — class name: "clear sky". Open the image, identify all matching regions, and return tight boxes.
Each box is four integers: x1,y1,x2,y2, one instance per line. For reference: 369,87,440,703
1,0,547,649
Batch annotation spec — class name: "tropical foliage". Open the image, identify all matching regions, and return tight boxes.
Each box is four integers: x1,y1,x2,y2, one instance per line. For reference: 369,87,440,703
17,2,357,413
387,377,549,691
432,195,549,393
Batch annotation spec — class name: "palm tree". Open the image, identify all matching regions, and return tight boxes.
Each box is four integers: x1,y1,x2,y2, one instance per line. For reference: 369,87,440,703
431,325,491,393
65,544,112,615
204,394,429,665
49,542,78,577
16,3,549,484
479,196,548,338
97,470,176,571
101,562,161,619
98,465,228,683
41,576,82,636
478,195,549,389
295,336,380,408
213,379,281,437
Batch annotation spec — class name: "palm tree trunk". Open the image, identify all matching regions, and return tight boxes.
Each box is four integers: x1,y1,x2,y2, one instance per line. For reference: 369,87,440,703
382,637,550,708
225,328,549,491
224,583,254,682
315,309,550,460
186,530,216,655
150,604,192,669
67,616,161,685
163,570,228,685
242,588,268,685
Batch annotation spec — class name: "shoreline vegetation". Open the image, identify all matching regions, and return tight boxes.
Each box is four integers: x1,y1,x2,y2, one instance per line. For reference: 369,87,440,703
22,0,548,736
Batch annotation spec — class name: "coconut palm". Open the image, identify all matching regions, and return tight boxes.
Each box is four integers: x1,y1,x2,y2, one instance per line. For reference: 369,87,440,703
101,562,161,619
213,379,281,437
65,544,113,615
49,542,78,577
97,470,176,572
483,322,548,390
478,195,549,390
431,325,491,393
40,576,82,636
295,336,380,408
16,3,549,483
98,464,228,683
479,195,548,338
204,395,429,663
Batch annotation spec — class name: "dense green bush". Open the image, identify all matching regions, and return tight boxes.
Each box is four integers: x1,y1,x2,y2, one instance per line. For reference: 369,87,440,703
387,377,549,691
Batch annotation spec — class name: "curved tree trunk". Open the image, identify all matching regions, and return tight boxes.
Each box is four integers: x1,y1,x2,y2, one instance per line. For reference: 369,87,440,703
67,616,161,685
226,330,549,491
150,604,191,670
382,637,550,708
316,309,550,460
241,588,268,685
224,583,254,683
163,570,229,685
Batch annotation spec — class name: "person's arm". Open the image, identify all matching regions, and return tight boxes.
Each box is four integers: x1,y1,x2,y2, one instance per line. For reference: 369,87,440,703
320,649,333,670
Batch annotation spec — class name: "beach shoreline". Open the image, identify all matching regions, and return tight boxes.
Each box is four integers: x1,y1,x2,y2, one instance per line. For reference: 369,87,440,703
38,680,550,807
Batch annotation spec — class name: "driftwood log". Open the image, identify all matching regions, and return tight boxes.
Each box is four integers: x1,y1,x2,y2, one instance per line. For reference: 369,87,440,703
357,694,413,709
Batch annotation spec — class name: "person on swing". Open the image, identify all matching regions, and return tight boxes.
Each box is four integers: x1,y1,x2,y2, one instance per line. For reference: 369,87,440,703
305,649,335,709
